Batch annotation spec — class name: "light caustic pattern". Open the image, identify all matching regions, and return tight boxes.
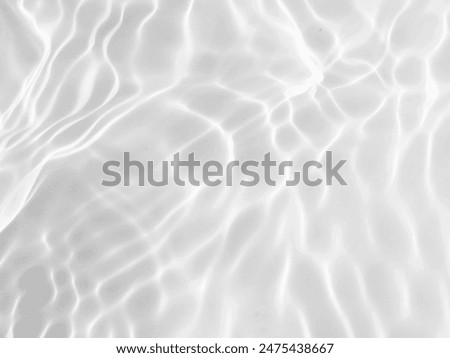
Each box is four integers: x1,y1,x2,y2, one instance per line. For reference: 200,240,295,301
1,0,450,337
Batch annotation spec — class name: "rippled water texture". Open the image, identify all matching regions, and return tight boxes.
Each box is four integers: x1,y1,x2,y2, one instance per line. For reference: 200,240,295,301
1,0,450,337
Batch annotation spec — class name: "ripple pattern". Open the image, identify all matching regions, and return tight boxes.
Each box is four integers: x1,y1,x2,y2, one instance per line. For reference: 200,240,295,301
0,0,450,337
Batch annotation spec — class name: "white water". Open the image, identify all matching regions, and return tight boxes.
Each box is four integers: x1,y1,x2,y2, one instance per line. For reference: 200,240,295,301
0,0,450,337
